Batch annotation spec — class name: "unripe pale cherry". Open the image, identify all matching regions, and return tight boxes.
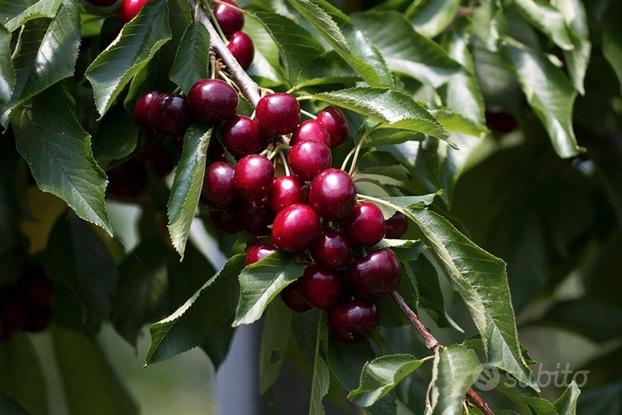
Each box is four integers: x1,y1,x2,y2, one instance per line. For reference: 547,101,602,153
271,176,304,213
227,32,254,70
290,119,331,147
345,202,385,246
213,0,244,37
245,244,277,265
188,79,238,124
328,300,379,343
271,204,320,252
288,141,331,181
202,162,236,208
347,249,400,299
223,115,263,158
308,168,356,221
234,155,274,200
300,265,343,309
316,106,349,148
255,93,300,135
310,229,353,270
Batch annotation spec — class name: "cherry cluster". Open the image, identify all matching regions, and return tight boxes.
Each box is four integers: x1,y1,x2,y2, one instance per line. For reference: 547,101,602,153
0,267,54,342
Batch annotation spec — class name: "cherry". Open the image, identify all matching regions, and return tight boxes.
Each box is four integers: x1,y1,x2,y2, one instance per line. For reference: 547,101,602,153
223,115,263,157
300,265,343,309
347,249,400,299
188,79,239,124
107,159,148,199
133,90,160,128
20,268,53,307
209,209,240,233
316,106,348,148
138,142,175,177
240,197,273,235
227,32,254,70
308,168,356,221
118,0,148,23
289,141,331,181
281,281,311,313
245,244,277,265
148,94,191,139
328,300,379,343
485,110,518,134
385,212,408,239
202,161,236,208
310,229,352,270
271,176,304,213
256,93,300,136
234,155,274,200
272,204,320,252
345,202,385,246
290,119,331,147
213,0,244,37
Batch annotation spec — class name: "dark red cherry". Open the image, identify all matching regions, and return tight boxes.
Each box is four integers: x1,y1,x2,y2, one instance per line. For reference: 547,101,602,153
22,306,51,333
202,162,236,208
245,244,277,265
328,300,379,343
148,94,191,139
118,0,148,23
347,249,400,299
300,265,343,309
107,159,148,199
281,281,311,313
485,111,518,134
385,212,408,239
289,141,331,181
213,0,244,37
310,229,352,270
133,90,160,128
345,202,385,246
234,155,274,200
138,142,175,178
291,119,331,147
188,79,239,124
271,176,304,213
272,204,320,252
316,106,348,148
227,32,254,70
20,269,53,307
240,197,273,235
256,93,300,136
209,209,240,233
308,168,356,221
223,115,262,157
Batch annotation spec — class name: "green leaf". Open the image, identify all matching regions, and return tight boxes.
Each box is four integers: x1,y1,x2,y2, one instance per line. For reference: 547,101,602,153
430,109,488,137
233,251,305,326
0,333,48,415
502,39,583,158
512,0,574,50
557,0,591,95
169,21,210,94
348,354,425,407
428,345,482,415
309,313,329,415
0,0,61,32
554,382,580,415
312,88,447,140
352,11,461,87
602,0,622,95
92,106,139,169
244,13,284,86
396,206,537,390
86,0,171,117
252,11,323,85
259,300,292,394
52,326,139,415
167,125,212,258
287,0,393,88
2,1,80,114
541,299,622,342
11,86,112,234
408,0,461,38
146,254,245,364
295,51,359,90
0,27,14,108
0,395,28,415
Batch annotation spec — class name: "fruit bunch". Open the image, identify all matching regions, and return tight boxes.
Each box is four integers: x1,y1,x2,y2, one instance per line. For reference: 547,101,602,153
0,267,54,342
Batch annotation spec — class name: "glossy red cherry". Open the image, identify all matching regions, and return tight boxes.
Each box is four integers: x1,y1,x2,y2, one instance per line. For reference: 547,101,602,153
300,265,343,309
234,155,274,200
281,281,311,313
107,159,148,199
328,300,379,343
256,93,300,136
202,162,236,208
227,32,254,70
240,197,273,235
271,176,304,213
148,94,191,139
290,119,331,147
310,229,352,270
385,212,408,239
308,168,356,221
272,204,320,252
345,202,385,246
347,249,400,299
188,79,239,124
209,209,240,233
118,0,148,23
223,115,262,158
245,244,277,265
289,141,331,181
213,0,244,37
133,90,160,128
316,106,348,148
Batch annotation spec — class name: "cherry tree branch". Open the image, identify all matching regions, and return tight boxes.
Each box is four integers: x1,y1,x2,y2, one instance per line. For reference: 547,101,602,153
189,0,261,106
391,292,493,415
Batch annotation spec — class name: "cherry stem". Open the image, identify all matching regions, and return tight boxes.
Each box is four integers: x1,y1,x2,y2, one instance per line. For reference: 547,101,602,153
190,0,261,106
391,291,494,415
300,108,317,120
348,132,367,176
278,150,291,176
